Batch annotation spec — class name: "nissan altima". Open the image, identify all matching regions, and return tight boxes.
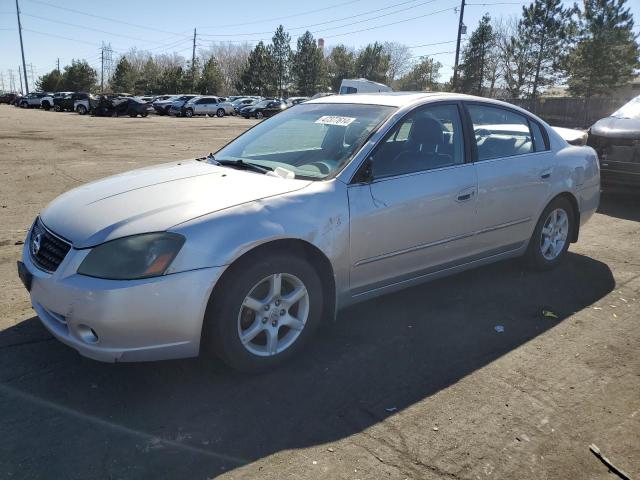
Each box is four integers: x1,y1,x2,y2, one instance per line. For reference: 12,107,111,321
17,93,600,372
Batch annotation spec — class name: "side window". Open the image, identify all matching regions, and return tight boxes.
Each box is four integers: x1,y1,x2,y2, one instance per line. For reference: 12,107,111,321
370,104,465,179
529,121,549,152
468,104,534,161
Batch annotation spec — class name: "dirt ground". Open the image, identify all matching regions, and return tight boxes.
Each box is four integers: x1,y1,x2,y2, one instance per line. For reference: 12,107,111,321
0,105,638,480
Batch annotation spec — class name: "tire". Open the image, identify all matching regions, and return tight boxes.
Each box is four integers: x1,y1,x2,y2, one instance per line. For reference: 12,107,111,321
525,197,574,270
216,108,225,118
184,108,193,118
255,111,264,119
42,102,50,111
20,101,27,108
204,253,323,372
76,104,87,115
128,110,137,117
53,104,62,112
140,112,148,117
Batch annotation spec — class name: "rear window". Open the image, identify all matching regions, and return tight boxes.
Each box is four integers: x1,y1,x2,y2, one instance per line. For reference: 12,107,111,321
467,104,534,161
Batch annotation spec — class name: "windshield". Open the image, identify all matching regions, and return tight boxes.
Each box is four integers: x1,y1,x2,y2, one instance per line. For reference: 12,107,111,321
611,95,640,119
213,103,395,179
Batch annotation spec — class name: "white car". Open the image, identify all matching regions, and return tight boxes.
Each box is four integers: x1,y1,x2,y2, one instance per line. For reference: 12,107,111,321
18,93,600,372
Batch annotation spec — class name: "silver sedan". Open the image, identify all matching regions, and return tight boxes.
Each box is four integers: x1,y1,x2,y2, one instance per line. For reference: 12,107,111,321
18,93,600,371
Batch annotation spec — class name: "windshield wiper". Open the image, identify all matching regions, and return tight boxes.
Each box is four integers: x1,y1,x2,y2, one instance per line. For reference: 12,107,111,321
206,153,271,174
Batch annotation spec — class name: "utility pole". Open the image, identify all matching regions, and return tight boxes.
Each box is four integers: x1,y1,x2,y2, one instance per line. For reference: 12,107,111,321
15,0,29,94
56,58,60,72
191,28,196,92
452,0,466,92
100,46,104,93
18,66,24,94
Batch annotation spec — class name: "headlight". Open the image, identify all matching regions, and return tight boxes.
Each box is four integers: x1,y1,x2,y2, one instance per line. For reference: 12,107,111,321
78,232,185,280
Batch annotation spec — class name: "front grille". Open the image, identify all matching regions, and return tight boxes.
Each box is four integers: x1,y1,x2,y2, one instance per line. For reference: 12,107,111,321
588,134,640,164
29,218,72,272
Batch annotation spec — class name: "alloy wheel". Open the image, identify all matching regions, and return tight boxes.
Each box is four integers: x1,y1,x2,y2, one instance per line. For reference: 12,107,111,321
540,208,569,261
237,273,309,357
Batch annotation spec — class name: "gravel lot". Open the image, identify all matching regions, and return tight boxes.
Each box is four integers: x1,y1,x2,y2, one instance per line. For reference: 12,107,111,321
0,105,638,480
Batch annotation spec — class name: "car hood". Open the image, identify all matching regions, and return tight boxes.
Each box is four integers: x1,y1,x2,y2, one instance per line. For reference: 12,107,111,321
40,159,312,248
590,116,640,139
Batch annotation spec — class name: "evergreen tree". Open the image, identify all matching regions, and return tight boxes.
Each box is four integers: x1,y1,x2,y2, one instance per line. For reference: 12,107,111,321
458,14,495,95
292,31,326,96
36,69,64,92
237,42,275,96
326,45,355,92
62,60,98,92
135,58,161,94
564,0,639,97
520,0,574,98
396,57,442,91
355,42,390,83
159,65,183,94
271,25,292,97
198,57,224,94
110,57,137,93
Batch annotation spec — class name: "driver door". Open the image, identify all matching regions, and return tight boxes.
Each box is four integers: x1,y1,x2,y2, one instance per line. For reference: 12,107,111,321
348,103,479,295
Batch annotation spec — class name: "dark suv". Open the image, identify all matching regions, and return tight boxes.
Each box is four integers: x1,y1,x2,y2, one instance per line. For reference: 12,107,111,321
53,93,82,112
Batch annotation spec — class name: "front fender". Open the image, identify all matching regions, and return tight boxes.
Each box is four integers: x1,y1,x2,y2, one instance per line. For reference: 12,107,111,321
166,179,351,298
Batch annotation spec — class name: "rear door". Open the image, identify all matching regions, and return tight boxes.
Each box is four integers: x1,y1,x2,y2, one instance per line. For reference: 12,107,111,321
348,102,478,294
465,102,554,253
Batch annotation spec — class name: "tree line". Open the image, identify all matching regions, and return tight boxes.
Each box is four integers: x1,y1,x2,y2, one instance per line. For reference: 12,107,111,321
37,0,638,99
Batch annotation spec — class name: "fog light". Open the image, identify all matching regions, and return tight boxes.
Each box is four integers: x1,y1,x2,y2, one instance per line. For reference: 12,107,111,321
77,324,99,344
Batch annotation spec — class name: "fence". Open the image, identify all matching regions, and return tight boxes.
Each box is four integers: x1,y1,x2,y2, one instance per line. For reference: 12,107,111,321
503,97,629,128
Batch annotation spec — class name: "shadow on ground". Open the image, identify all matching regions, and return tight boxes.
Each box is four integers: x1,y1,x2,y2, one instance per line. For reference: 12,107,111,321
0,249,614,479
598,188,640,222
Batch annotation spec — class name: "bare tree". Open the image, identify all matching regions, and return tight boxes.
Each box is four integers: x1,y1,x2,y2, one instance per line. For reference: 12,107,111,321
199,42,252,95
494,16,535,98
382,41,412,82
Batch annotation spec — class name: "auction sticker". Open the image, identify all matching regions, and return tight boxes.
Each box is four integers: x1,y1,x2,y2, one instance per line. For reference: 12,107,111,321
315,115,356,126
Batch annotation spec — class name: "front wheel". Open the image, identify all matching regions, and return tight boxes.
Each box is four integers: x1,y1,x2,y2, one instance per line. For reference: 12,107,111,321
255,111,264,119
53,104,62,112
76,104,87,115
42,102,50,111
184,108,193,118
140,112,148,117
128,110,138,117
216,108,225,118
204,253,323,372
525,197,574,270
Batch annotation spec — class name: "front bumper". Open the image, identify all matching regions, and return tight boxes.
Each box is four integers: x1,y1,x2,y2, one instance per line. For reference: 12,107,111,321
21,235,223,362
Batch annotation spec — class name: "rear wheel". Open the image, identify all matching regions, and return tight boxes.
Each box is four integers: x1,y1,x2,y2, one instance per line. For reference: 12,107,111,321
255,111,264,119
76,104,87,115
184,108,193,118
140,112,148,117
216,108,225,118
204,253,323,372
53,104,62,112
128,110,138,117
525,197,574,270
42,102,50,111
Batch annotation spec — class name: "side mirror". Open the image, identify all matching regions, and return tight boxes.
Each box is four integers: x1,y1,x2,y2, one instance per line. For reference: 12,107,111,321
354,157,374,184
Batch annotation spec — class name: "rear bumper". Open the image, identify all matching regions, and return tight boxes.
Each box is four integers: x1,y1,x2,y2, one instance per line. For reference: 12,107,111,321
21,238,223,362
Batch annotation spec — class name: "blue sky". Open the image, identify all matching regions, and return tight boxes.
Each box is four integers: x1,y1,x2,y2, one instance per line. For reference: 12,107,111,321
1,0,638,92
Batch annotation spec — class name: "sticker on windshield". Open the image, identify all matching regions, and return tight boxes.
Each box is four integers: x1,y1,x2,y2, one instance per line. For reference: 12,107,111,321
315,115,356,127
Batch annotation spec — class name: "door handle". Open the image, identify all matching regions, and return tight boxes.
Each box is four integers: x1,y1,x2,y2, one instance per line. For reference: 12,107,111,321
540,169,552,179
456,188,476,202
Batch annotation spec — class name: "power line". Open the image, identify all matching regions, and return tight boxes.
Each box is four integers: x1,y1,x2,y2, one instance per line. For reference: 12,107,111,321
322,5,457,39
22,0,190,38
211,0,366,29
198,0,433,36
408,39,457,48
408,50,456,59
20,12,186,45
